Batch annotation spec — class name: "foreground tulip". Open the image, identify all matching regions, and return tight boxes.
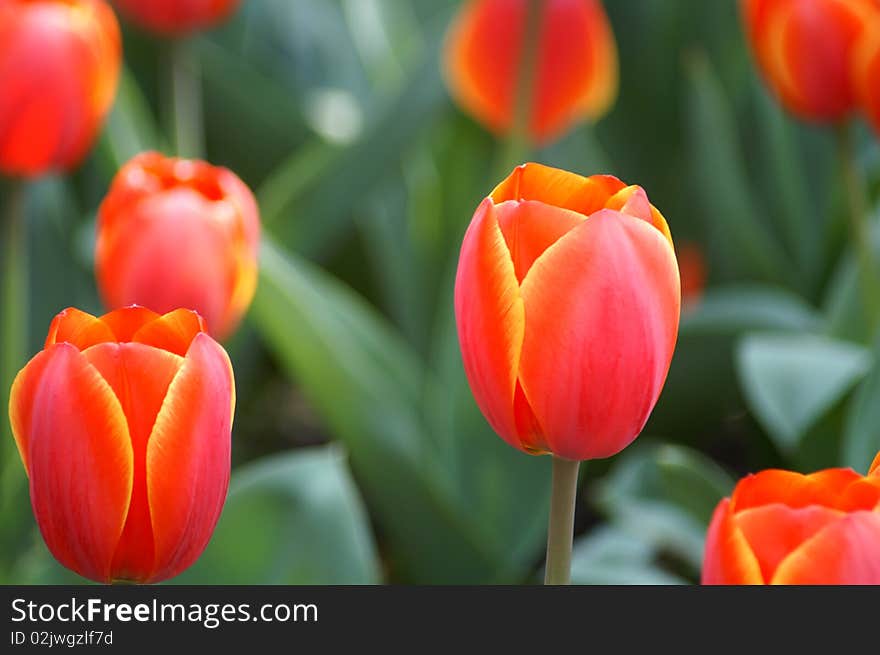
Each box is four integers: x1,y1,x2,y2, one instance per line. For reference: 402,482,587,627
444,0,618,143
9,306,234,583
740,0,880,122
703,466,880,584
0,0,121,177
113,0,240,34
95,152,261,340
455,163,680,461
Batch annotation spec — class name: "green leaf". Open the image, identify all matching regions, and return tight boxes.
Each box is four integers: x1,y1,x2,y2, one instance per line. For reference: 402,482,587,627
736,334,871,452
174,446,380,584
251,238,546,582
570,527,687,585
842,342,880,473
655,445,735,525
685,52,792,286
681,285,823,337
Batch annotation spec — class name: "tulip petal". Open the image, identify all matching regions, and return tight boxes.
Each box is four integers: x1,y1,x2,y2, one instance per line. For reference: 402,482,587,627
100,306,163,342
871,452,880,476
702,499,763,584
491,163,625,217
731,468,863,512
81,342,184,581
517,209,680,460
45,307,115,350
605,185,673,244
455,199,526,451
146,333,234,582
735,504,843,582
9,349,55,473
494,199,584,282
132,309,208,357
25,344,133,583
771,511,880,584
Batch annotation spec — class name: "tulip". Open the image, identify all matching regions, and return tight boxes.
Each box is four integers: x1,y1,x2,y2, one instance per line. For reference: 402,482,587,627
677,242,707,309
443,0,618,144
95,152,261,341
455,163,680,462
854,24,880,136
113,0,240,34
703,467,880,584
9,306,234,583
740,0,880,122
0,0,121,177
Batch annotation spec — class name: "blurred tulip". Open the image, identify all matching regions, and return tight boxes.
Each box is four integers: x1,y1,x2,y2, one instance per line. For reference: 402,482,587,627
677,242,707,309
113,0,240,34
0,0,121,177
455,163,680,461
95,152,261,341
854,23,880,135
740,0,880,122
703,467,880,584
9,306,234,583
444,0,618,144
872,451,880,475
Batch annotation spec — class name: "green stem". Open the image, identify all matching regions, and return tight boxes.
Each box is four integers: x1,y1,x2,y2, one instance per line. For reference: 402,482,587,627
493,0,543,179
544,456,579,585
837,124,880,335
168,38,204,159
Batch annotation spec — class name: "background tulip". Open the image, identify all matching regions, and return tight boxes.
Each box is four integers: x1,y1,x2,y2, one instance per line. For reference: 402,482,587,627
443,0,618,144
113,0,240,34
9,306,234,584
855,24,880,136
740,0,880,122
0,0,121,177
703,467,880,584
95,152,261,341
455,163,680,462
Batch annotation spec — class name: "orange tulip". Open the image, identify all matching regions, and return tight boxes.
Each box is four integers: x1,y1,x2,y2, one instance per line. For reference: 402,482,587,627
444,0,618,144
740,0,880,122
95,152,261,341
455,163,680,461
0,0,121,177
677,242,707,309
702,466,880,584
113,0,240,34
9,306,234,583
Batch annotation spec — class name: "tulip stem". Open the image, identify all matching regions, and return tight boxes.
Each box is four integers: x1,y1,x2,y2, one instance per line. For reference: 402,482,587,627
837,124,880,335
1,180,27,488
494,0,543,179
168,38,204,159
544,456,579,585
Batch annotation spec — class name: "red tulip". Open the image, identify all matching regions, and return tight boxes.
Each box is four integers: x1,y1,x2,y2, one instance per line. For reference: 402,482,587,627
9,306,234,583
455,163,680,461
444,0,618,144
113,0,240,34
740,0,880,122
703,467,880,584
95,152,261,341
0,0,121,177
854,22,880,136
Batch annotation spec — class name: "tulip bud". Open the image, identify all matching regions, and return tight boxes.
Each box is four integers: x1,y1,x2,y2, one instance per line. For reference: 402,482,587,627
0,0,121,177
9,306,234,583
113,0,240,34
455,163,680,461
95,152,261,341
740,0,880,122
443,0,618,144
703,467,880,584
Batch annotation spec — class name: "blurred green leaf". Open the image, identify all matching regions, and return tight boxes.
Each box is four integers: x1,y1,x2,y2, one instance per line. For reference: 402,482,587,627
570,527,687,585
842,341,880,473
685,52,792,286
252,238,547,582
681,285,823,337
174,446,380,584
736,334,871,452
655,445,735,525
